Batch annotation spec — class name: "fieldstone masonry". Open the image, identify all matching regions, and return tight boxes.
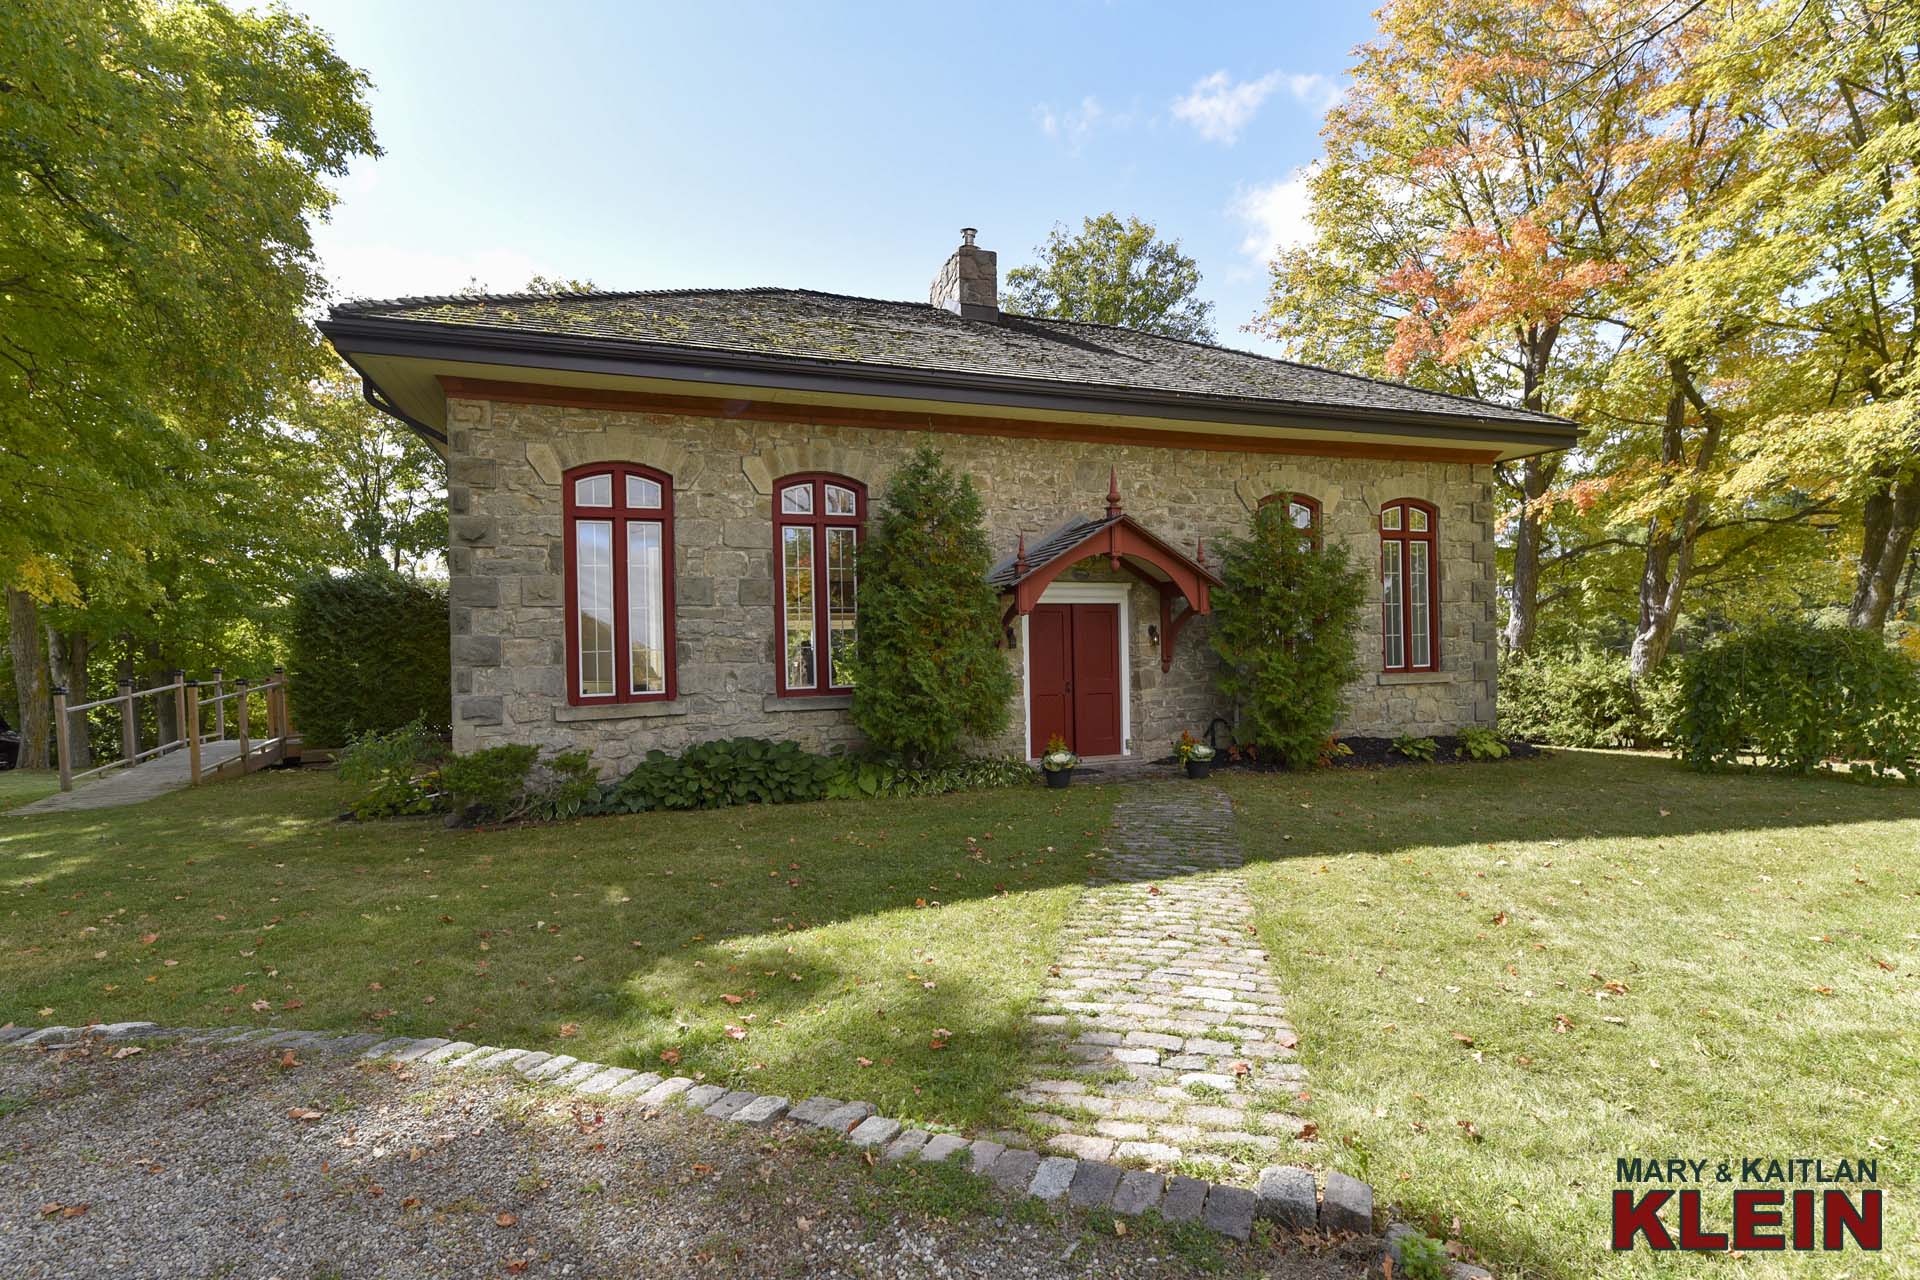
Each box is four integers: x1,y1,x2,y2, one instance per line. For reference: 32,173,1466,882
1011,785,1311,1184
446,395,1498,769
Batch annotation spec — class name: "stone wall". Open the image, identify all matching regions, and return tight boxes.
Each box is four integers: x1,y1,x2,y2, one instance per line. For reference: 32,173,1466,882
445,396,1498,772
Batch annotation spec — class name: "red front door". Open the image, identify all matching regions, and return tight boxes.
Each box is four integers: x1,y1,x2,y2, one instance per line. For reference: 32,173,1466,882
1028,603,1123,758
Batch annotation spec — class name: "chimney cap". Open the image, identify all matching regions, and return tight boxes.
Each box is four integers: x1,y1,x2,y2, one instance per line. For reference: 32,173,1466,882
961,227,977,246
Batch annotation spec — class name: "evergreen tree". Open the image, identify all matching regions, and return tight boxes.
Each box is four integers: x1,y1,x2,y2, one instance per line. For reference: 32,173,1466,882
849,448,1015,763
1210,500,1366,768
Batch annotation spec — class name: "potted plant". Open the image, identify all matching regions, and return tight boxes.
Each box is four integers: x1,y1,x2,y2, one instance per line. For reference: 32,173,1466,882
1174,731,1215,779
1041,734,1079,788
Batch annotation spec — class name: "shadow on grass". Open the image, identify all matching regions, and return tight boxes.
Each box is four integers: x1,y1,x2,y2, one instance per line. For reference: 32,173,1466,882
0,750,1910,1139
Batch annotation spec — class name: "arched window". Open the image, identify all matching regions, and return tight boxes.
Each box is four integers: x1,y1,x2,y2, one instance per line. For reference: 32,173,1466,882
564,464,675,704
1380,499,1438,673
774,474,865,695
1258,492,1322,548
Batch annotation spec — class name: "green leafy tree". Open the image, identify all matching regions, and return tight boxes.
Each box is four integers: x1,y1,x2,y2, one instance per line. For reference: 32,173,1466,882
1003,214,1217,341
1210,499,1366,768
1668,2,1920,634
0,0,378,762
302,369,447,574
849,448,1015,764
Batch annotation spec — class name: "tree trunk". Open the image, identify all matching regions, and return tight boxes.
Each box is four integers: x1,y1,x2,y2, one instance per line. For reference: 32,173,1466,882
47,629,92,770
1848,468,1920,631
1501,455,1554,654
1629,362,1721,681
1499,335,1563,656
6,589,51,770
144,642,179,748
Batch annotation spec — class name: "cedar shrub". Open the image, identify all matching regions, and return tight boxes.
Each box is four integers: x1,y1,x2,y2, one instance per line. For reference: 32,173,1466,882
1210,496,1365,768
849,447,1015,764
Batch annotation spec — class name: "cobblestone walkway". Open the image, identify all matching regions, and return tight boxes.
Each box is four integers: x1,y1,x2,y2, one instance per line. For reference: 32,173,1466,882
1011,785,1310,1185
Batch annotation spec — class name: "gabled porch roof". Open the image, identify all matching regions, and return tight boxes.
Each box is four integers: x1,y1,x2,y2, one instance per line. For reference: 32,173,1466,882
988,472,1224,671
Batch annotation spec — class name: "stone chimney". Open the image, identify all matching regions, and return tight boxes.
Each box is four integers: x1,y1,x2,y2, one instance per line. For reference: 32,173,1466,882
930,228,998,321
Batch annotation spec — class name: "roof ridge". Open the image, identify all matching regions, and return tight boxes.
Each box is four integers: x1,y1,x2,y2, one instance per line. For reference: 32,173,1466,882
1015,312,1563,423
330,284,806,313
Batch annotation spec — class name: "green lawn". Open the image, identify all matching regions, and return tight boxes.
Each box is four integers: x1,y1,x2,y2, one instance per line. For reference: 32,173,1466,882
1224,752,1917,1280
0,770,59,813
0,769,1114,1132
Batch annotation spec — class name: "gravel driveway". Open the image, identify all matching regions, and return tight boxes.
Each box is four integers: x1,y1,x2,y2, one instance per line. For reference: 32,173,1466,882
0,1035,1373,1278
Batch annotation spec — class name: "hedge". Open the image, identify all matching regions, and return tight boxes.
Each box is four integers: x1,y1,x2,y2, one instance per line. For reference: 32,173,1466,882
1677,621,1920,780
1499,649,1681,748
289,571,450,746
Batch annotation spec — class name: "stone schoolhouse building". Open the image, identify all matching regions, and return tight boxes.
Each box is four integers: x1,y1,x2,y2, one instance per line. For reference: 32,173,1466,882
320,232,1576,772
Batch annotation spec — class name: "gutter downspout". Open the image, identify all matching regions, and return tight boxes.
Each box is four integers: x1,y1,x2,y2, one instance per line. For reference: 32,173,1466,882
337,349,448,452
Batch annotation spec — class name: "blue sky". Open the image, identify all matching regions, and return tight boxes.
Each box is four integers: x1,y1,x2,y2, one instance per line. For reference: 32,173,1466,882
295,1,1376,353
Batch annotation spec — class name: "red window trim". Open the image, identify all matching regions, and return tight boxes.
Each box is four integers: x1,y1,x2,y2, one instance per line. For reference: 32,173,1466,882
1257,491,1323,550
562,463,677,705
773,473,866,697
1380,498,1440,674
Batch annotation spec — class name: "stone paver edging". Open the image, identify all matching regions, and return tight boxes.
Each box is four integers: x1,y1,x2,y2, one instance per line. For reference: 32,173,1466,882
1,1021,1492,1277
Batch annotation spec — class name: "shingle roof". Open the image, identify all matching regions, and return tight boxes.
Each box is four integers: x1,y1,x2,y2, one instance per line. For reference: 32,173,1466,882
985,513,1223,591
987,516,1121,589
329,286,1568,429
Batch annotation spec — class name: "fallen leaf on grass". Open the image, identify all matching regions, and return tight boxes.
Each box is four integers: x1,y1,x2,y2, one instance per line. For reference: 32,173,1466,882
278,1050,300,1069
724,1025,747,1040
112,1046,143,1060
659,1048,681,1065
287,1108,324,1122
720,993,744,1005
1450,1032,1475,1047
40,1202,88,1218
140,933,158,946
495,1212,517,1227
250,1000,271,1013
558,1023,579,1038
505,1260,529,1274
1457,1119,1482,1141
856,1056,873,1068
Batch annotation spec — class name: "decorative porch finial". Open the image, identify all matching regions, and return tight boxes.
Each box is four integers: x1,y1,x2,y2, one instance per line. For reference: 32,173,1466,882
1106,466,1122,518
1015,531,1029,575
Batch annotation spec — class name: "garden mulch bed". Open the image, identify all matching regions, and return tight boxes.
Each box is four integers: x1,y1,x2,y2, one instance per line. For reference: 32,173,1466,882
1165,737,1544,774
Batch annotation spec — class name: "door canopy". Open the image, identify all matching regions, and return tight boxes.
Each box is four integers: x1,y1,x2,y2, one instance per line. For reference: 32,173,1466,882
988,470,1223,671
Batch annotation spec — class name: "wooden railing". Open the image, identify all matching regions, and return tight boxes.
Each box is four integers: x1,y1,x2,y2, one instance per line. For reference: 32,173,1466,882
50,667,297,792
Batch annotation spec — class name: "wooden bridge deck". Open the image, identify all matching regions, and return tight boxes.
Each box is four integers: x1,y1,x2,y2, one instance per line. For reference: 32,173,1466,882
17,667,298,818
9,741,250,815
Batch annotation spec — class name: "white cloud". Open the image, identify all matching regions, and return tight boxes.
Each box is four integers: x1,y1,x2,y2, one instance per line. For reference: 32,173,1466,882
1036,95,1107,151
1172,70,1341,144
1232,166,1319,266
